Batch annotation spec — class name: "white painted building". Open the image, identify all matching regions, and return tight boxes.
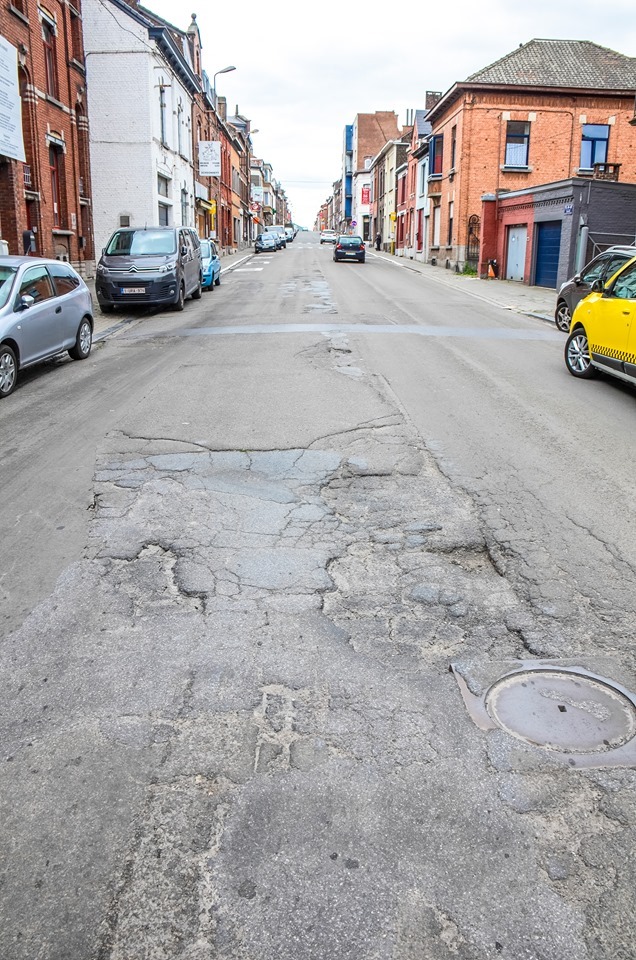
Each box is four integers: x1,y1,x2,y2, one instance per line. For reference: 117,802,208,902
83,0,198,253
414,153,430,262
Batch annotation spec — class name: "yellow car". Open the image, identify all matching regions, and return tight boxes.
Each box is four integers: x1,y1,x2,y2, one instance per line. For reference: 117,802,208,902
565,255,636,383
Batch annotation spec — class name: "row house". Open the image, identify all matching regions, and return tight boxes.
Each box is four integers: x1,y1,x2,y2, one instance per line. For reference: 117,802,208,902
424,38,636,285
350,111,400,241
369,131,410,252
401,105,433,259
0,0,94,269
339,123,352,231
82,0,199,255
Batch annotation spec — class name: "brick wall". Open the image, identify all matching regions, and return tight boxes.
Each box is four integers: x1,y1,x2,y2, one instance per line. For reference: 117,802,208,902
0,0,95,270
430,88,636,270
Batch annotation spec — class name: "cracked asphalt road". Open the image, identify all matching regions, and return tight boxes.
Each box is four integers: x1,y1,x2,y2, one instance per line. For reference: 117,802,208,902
2,235,636,959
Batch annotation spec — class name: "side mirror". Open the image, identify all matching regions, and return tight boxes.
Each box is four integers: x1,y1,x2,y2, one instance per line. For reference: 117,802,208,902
181,245,188,257
573,273,582,285
19,294,35,310
590,278,603,293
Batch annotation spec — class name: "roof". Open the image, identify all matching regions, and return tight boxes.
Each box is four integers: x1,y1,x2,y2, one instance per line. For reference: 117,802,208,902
414,109,431,137
467,38,636,90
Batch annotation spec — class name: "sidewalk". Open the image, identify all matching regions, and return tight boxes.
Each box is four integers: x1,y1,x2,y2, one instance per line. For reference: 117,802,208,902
370,250,556,324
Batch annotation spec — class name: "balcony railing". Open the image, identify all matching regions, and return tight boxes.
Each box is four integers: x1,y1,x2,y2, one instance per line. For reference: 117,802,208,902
79,176,85,196
593,162,621,182
23,164,31,187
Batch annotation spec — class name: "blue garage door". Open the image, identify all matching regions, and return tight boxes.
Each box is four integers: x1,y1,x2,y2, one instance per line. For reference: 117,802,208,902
535,221,562,288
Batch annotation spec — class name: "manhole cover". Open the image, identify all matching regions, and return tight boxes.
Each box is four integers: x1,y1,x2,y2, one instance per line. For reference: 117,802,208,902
485,670,636,754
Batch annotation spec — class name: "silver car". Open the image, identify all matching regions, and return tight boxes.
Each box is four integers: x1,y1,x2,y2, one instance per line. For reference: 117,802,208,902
0,256,93,398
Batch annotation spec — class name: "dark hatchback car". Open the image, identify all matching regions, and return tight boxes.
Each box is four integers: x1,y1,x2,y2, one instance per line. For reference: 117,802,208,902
555,245,636,332
333,236,365,263
255,232,278,253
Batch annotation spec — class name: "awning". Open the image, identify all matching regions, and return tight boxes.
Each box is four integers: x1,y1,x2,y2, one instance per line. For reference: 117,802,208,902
196,198,214,212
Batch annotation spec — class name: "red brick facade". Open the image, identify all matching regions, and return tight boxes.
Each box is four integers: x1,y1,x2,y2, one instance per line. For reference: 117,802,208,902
0,0,94,269
426,86,636,273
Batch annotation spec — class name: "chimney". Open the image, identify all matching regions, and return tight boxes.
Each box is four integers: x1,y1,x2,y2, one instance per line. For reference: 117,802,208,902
217,96,227,121
425,91,443,110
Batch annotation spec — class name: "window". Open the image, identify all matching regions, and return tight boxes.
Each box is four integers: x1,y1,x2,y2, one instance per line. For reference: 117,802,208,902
447,200,454,246
430,136,443,176
42,20,58,98
119,215,130,228
157,175,169,197
177,100,183,155
419,163,427,195
18,265,55,305
159,85,168,145
48,262,80,296
613,263,636,300
580,124,609,169
364,156,373,170
158,203,169,226
505,121,530,167
181,189,188,225
450,126,457,169
70,12,83,62
49,145,62,227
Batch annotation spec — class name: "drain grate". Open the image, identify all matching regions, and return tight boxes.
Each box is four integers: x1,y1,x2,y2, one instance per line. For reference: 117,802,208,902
451,660,636,768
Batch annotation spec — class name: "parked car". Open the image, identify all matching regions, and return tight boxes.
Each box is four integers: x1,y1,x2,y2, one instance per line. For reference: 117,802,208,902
320,229,337,244
200,238,221,289
285,226,295,243
255,233,279,254
96,226,202,313
333,236,365,263
265,225,287,249
0,256,93,398
564,255,636,384
555,245,636,332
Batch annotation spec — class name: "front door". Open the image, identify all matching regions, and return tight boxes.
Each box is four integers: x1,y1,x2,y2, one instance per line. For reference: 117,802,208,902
506,226,527,281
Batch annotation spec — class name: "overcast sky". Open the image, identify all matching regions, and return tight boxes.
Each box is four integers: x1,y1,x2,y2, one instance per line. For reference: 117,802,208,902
145,0,636,227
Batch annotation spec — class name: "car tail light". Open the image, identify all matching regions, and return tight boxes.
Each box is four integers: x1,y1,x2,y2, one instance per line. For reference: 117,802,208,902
336,244,343,250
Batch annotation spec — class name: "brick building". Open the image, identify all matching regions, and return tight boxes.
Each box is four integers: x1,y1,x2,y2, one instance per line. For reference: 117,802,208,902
0,0,94,269
424,39,636,279
350,111,400,241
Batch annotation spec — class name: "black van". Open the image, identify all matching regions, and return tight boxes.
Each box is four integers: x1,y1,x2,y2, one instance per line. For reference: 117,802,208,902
96,226,203,313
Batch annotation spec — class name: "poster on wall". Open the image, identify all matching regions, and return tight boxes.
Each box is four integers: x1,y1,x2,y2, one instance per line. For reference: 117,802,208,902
198,141,221,177
361,186,370,205
0,37,26,163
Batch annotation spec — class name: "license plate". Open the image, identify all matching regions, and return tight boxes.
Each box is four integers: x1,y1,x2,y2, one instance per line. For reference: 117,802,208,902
121,287,145,294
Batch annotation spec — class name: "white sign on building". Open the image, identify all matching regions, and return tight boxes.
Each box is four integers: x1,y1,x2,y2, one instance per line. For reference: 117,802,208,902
251,185,263,203
198,141,221,177
0,37,25,162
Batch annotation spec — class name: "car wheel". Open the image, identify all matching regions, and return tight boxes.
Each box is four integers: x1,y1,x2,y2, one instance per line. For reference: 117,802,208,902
99,303,115,315
565,328,595,379
214,273,221,287
173,283,185,311
555,300,571,333
192,276,202,300
0,344,18,398
69,318,93,360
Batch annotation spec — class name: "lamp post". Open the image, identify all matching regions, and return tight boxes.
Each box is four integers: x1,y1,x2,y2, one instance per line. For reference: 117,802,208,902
213,65,236,111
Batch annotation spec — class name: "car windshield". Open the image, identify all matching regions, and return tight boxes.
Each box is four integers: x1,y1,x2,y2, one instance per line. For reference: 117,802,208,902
339,237,363,245
105,229,176,256
0,266,18,309
261,234,276,240
200,241,211,259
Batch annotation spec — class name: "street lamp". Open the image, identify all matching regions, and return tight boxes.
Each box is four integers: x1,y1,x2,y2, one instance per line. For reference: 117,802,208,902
213,65,236,110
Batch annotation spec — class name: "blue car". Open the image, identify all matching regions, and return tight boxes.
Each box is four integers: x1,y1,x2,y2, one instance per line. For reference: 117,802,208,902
201,239,221,290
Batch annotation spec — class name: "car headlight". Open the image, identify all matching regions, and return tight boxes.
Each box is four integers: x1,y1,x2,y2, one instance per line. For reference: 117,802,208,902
97,263,108,275
159,260,178,274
